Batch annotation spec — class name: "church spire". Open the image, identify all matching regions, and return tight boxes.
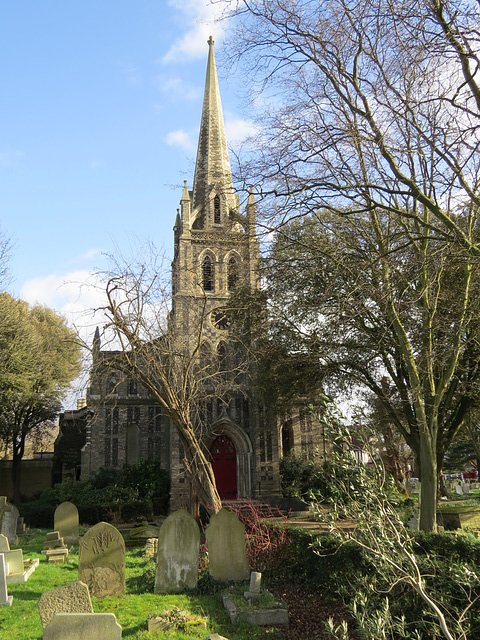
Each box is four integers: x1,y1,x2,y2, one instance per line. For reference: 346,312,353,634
192,36,234,213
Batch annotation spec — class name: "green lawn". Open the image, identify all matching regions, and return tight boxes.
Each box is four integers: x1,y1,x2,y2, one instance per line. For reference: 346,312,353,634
0,529,280,640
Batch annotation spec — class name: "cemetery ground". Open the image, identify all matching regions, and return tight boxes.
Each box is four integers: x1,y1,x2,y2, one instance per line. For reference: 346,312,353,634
0,526,344,640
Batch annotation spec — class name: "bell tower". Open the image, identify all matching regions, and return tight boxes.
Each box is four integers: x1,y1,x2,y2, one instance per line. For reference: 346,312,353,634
171,36,259,344
170,37,272,507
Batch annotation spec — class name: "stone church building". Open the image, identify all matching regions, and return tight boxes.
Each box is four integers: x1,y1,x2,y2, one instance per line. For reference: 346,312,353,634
57,38,324,509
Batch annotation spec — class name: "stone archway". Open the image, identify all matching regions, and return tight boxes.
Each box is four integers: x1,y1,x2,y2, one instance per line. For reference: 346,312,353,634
210,434,237,499
207,419,253,500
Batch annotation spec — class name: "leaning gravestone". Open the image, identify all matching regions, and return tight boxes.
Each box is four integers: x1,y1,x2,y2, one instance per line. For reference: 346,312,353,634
43,613,122,640
1,503,19,546
205,508,250,581
37,581,93,628
54,502,79,545
79,522,125,597
0,534,9,552
154,509,200,593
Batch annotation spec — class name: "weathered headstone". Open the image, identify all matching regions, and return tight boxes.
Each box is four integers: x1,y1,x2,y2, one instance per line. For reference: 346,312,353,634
244,571,262,599
154,509,200,593
145,537,158,559
37,581,93,628
0,553,13,606
1,503,19,546
2,549,23,575
54,502,79,545
0,534,9,552
79,522,125,597
205,508,250,582
462,483,471,494
16,516,25,535
455,484,464,496
43,613,122,640
42,531,66,551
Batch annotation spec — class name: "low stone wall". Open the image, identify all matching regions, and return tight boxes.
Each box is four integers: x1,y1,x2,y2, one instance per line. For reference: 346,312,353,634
438,505,480,530
0,459,52,500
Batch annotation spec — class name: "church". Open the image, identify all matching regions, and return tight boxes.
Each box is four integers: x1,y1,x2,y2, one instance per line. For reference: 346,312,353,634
56,38,324,509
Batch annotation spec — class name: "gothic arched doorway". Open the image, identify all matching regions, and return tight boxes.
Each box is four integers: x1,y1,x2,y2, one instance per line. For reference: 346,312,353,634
210,434,237,499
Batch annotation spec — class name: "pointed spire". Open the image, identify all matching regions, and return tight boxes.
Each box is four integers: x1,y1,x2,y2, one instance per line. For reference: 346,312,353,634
192,36,234,212
93,326,101,352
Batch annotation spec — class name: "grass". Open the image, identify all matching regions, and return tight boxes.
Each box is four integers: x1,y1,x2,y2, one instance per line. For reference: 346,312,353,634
0,528,282,640
225,583,285,611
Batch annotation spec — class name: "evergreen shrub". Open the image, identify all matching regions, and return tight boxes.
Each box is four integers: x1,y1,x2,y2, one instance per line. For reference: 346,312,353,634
19,459,170,526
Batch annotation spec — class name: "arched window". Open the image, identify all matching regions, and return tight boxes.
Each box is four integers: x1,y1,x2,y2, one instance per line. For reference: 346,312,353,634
202,255,214,291
227,256,238,290
214,195,221,224
217,342,227,371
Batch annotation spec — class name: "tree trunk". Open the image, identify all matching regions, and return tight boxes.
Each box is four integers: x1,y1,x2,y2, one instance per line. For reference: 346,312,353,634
419,438,437,532
12,448,22,504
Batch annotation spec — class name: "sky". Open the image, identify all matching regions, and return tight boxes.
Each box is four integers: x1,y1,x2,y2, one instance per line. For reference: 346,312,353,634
0,1,255,403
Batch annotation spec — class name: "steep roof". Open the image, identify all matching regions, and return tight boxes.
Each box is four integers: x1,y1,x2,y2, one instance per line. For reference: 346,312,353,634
192,36,234,212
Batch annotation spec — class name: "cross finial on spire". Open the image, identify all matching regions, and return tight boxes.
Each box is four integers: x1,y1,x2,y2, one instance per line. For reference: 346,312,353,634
208,35,214,46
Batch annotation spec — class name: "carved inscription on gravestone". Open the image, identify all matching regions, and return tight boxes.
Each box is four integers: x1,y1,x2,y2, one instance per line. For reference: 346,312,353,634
78,522,125,597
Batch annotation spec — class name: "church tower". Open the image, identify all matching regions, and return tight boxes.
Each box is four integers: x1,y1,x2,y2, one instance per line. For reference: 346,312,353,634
169,37,280,508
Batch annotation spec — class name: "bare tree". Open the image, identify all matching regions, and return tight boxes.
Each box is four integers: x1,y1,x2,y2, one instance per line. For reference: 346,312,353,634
93,247,252,515
222,0,480,256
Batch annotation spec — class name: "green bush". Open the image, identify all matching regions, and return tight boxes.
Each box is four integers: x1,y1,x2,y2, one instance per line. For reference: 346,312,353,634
19,460,170,527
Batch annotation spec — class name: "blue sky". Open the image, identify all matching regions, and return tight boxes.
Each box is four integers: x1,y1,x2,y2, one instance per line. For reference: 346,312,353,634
0,1,254,350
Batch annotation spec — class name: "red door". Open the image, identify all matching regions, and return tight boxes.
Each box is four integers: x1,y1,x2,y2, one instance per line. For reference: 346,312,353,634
210,435,237,499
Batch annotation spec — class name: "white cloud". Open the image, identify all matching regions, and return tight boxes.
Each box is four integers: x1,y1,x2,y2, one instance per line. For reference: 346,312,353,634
21,270,109,346
225,114,259,146
153,75,200,101
166,129,196,152
161,0,228,63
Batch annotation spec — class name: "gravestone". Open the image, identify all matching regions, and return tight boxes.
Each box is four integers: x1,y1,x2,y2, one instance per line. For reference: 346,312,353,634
455,484,464,496
205,508,250,581
54,502,79,545
154,509,200,593
79,522,125,597
1,503,19,546
0,553,13,606
0,534,9,552
43,613,122,639
37,581,93,628
244,571,262,599
2,549,23,575
462,483,471,494
16,516,25,535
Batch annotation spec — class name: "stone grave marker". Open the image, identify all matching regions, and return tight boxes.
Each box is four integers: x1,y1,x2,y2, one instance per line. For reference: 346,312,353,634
463,483,471,494
79,522,125,597
5,548,39,584
244,571,262,599
1,503,19,546
455,484,464,496
16,516,25,535
0,553,13,606
37,581,93,628
43,613,122,640
154,509,200,593
0,534,9,552
54,501,79,545
205,508,250,582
